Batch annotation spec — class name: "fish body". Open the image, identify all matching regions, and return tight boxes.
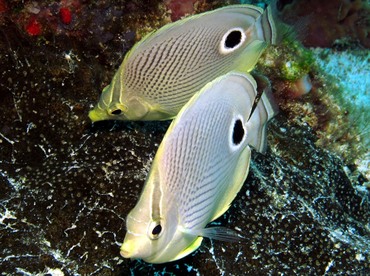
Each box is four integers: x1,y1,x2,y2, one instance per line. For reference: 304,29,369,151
89,4,278,122
120,72,278,263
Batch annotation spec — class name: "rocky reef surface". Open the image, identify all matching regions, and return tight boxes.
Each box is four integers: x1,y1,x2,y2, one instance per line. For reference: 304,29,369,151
0,0,369,275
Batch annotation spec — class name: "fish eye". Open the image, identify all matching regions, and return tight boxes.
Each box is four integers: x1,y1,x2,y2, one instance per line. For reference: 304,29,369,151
109,103,126,116
152,224,162,235
111,109,122,115
220,27,246,54
148,221,163,240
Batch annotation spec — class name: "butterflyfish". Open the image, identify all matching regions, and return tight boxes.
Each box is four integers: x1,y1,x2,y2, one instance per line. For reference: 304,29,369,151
120,72,278,263
89,4,279,122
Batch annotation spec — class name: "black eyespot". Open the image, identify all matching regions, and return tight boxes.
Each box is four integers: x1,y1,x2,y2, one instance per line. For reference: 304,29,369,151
111,109,122,115
225,30,242,49
152,224,162,236
232,119,245,145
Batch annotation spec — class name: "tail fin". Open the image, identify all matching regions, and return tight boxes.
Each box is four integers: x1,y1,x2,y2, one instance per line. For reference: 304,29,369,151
246,73,278,153
260,0,296,45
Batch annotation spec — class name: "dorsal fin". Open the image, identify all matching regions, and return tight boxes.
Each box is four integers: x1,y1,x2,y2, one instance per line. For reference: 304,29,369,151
246,73,278,153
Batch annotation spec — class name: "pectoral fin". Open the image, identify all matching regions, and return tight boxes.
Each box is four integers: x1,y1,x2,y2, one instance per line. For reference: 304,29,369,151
246,73,278,153
198,227,244,242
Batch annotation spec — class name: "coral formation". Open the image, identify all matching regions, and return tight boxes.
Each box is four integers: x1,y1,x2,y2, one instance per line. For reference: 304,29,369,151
165,0,199,21
312,48,370,178
256,33,368,169
25,16,42,36
275,0,370,48
256,38,315,100
59,7,72,25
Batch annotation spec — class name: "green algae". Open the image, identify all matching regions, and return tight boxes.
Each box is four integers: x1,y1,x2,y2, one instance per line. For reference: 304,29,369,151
256,38,315,82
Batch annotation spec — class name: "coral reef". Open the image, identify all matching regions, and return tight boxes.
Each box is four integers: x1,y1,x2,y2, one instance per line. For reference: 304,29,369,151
0,0,369,274
312,48,370,178
275,0,370,48
256,38,315,97
165,0,199,21
256,36,368,171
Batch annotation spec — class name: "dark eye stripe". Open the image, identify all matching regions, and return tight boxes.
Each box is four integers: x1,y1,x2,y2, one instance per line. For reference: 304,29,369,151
151,168,162,222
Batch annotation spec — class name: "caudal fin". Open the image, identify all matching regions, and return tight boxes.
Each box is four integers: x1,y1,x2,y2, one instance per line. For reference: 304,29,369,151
260,0,296,45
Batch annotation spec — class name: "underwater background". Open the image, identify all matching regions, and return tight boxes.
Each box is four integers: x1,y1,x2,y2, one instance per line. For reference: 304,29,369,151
0,0,369,275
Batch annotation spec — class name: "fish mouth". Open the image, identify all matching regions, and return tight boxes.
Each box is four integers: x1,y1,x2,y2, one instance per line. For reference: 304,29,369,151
120,246,157,263
88,109,102,122
120,236,159,263
120,236,151,260
88,106,114,122
88,106,129,122
120,239,136,258
120,248,158,263
120,248,132,258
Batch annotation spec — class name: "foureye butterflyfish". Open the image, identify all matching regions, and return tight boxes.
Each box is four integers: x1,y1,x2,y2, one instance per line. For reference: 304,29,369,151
120,72,278,263
89,4,279,122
